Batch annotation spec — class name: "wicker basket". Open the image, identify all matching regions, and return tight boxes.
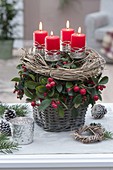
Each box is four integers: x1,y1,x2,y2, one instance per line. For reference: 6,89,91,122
33,104,88,132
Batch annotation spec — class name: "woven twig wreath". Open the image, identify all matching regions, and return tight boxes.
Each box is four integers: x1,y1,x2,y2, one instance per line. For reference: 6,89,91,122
73,124,104,144
20,48,105,81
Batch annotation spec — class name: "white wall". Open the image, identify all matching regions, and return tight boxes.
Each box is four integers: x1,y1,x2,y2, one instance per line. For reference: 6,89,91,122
24,0,100,46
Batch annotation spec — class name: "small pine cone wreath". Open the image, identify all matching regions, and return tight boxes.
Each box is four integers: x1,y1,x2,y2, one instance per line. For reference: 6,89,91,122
4,109,16,121
0,119,11,136
91,104,107,119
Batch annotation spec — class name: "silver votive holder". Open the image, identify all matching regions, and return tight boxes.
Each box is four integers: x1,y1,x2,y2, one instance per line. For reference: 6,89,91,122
71,47,86,59
10,117,34,145
45,50,60,62
33,43,45,56
61,41,71,52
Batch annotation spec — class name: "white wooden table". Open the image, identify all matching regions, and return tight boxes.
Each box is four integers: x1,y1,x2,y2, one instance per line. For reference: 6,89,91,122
0,103,113,170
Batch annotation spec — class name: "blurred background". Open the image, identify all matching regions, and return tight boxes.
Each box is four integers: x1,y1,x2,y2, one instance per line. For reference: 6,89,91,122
0,0,113,103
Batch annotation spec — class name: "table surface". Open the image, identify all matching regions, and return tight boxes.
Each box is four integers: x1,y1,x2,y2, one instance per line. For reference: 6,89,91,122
0,103,113,169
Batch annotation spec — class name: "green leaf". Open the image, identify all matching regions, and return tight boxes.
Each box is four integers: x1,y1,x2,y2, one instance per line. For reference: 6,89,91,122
38,99,51,112
39,76,47,85
98,94,102,101
66,82,73,88
22,72,29,75
92,77,98,84
16,64,22,69
73,94,82,104
36,85,46,93
90,88,98,96
68,90,74,96
61,101,68,109
56,84,63,93
11,77,20,82
25,81,37,89
71,107,79,118
61,57,69,61
57,105,64,117
63,65,70,69
70,64,77,69
36,91,44,99
29,74,35,81
41,78,48,85
24,88,34,99
48,89,54,97
74,103,81,108
99,76,109,85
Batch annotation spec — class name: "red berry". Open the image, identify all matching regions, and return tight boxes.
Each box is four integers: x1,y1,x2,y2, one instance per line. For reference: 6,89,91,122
90,81,95,85
69,96,73,99
48,77,54,83
22,74,26,77
80,88,86,95
31,101,36,107
96,85,101,90
56,101,60,105
63,97,66,102
50,81,56,87
51,100,55,104
73,86,80,92
102,85,106,88
67,88,71,92
22,65,26,69
44,92,47,97
17,90,21,95
83,96,87,101
46,83,51,89
24,68,27,72
39,98,43,102
99,86,103,91
93,95,99,101
63,61,67,64
13,90,16,93
51,103,58,108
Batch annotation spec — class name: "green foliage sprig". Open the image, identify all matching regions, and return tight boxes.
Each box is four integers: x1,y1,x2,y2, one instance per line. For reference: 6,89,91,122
104,131,113,139
0,134,19,154
0,103,28,117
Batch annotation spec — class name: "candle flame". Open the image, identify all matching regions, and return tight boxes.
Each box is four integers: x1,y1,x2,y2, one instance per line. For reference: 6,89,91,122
78,27,81,34
66,20,69,29
39,22,42,31
50,31,54,36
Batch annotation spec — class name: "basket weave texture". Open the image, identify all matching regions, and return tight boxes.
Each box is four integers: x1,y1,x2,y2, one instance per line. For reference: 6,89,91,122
33,104,88,132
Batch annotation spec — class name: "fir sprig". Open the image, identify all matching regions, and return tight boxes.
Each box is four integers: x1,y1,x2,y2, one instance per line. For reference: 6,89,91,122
104,131,113,139
0,103,28,117
0,134,19,154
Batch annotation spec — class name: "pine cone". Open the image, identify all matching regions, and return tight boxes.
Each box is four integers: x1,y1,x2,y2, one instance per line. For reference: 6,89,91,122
0,119,11,136
91,104,107,119
4,109,16,121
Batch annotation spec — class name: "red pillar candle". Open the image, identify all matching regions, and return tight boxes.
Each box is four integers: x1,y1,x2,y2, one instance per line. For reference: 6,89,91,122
45,31,60,51
33,22,48,46
71,27,86,50
61,20,75,43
